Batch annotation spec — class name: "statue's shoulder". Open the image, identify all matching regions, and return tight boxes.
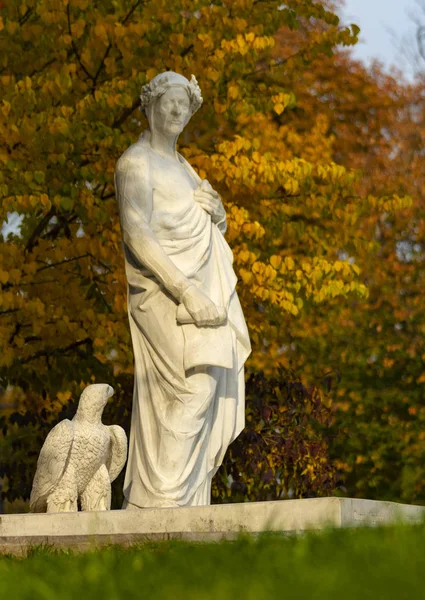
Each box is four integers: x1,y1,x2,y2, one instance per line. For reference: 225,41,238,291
116,139,150,174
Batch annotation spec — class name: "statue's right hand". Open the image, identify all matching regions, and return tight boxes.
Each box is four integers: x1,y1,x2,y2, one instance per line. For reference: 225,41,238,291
181,286,225,327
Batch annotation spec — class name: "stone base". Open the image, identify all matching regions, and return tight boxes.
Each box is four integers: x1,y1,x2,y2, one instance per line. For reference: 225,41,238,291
1,498,424,555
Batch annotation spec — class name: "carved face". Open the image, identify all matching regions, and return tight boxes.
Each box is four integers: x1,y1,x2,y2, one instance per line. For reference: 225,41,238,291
152,87,191,137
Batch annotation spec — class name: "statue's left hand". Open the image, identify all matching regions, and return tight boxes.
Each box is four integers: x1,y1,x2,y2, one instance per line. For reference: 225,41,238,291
194,180,225,223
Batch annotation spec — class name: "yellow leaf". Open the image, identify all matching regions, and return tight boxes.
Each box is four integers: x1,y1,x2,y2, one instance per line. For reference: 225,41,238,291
73,19,85,39
238,250,250,263
383,358,395,368
15,336,25,348
2,101,11,117
146,68,157,81
290,304,299,316
41,194,51,209
270,255,282,269
240,269,253,285
274,103,284,115
57,391,72,403
284,256,295,270
236,34,245,48
1,348,14,368
7,21,18,35
206,68,220,82
94,23,107,41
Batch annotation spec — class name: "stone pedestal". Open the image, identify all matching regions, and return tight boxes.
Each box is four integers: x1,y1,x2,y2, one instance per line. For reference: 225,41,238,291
1,498,424,555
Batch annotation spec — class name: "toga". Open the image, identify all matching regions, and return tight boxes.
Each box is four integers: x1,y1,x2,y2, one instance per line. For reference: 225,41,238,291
115,132,251,507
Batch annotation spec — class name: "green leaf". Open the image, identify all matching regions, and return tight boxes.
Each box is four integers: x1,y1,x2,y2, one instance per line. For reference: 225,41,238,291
351,24,361,37
34,171,45,184
60,196,73,211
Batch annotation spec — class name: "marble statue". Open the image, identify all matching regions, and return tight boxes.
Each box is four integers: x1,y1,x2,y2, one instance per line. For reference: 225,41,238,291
114,71,251,509
30,384,127,513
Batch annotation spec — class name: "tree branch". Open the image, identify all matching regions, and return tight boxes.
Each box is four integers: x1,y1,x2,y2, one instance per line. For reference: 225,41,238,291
8,323,21,345
25,207,56,254
112,97,141,128
418,25,425,61
29,58,56,78
92,43,113,90
0,309,20,317
19,338,93,365
243,50,305,80
122,0,146,25
67,2,95,81
286,214,321,226
181,44,194,58
99,183,108,199
91,1,147,90
101,192,115,200
24,336,42,344
19,8,33,26
36,254,91,273
45,214,78,242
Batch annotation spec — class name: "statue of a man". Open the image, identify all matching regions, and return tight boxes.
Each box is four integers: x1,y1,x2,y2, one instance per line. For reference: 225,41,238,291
114,71,251,508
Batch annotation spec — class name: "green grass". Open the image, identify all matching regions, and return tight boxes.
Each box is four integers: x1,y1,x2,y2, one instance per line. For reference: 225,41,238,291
2,525,425,599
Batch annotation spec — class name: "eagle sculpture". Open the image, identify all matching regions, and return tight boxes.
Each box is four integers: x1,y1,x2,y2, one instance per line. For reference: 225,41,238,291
30,384,127,513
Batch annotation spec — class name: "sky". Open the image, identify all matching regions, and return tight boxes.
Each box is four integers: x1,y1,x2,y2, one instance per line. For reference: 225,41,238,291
341,0,424,79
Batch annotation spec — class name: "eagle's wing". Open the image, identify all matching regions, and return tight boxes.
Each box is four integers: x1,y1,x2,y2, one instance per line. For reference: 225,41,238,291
30,419,74,512
106,425,127,482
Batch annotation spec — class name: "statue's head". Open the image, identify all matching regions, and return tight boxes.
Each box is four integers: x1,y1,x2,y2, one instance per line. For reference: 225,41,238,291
140,71,203,137
77,383,114,419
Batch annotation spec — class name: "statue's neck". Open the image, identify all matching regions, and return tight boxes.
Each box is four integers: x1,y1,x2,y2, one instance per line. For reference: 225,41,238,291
74,408,102,425
150,130,178,159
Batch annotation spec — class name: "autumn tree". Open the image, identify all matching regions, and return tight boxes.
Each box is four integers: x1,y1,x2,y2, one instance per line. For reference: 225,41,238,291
0,0,409,504
321,72,425,504
262,16,425,503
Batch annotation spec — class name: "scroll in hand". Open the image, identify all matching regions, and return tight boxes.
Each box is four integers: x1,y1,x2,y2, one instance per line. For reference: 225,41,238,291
176,303,227,326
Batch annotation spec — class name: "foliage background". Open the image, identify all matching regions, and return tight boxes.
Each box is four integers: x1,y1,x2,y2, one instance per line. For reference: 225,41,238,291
0,0,424,508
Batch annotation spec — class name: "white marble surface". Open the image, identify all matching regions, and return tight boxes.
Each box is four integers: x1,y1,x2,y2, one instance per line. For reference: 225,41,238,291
30,384,127,513
2,498,425,554
115,72,251,509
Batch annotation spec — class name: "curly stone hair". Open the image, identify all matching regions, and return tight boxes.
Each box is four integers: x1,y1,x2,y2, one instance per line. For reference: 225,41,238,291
140,71,203,116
